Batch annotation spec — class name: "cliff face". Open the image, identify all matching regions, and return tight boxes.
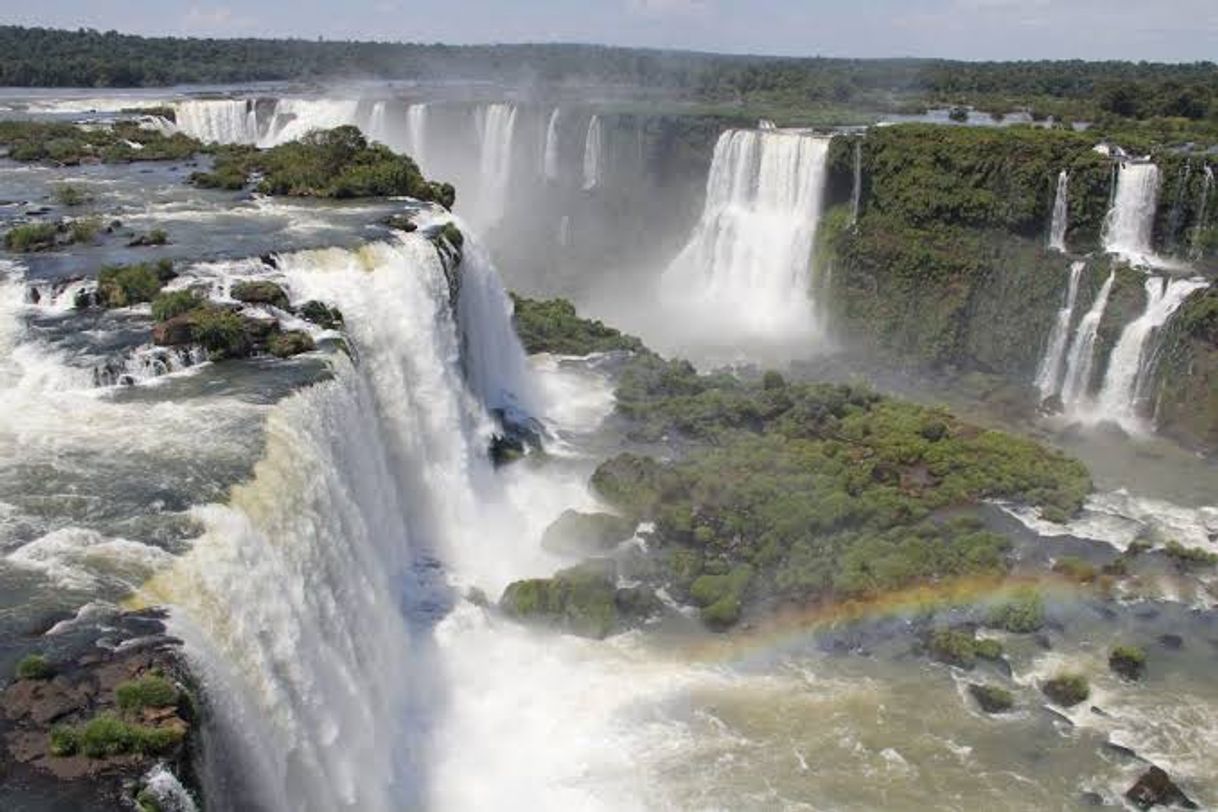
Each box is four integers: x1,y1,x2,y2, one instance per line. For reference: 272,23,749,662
818,125,1217,452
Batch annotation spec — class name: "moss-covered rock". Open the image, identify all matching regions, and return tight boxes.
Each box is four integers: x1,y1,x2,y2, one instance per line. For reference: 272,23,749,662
267,330,315,358
928,628,1005,669
500,560,620,639
1042,673,1090,707
987,590,1046,633
298,300,344,330
540,510,637,556
231,280,290,310
97,261,175,308
511,295,646,356
1109,644,1147,680
15,654,54,681
968,683,1015,713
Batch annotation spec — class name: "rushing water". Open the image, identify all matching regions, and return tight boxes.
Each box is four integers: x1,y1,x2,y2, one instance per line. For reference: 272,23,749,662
175,100,261,145
1103,162,1160,265
473,104,518,229
657,128,832,355
1048,169,1069,252
1059,270,1115,409
582,114,603,191
542,108,561,182
1034,260,1085,400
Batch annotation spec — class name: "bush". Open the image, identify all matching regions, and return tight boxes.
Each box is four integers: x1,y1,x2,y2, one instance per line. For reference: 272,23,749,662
500,561,619,639
231,280,289,310
1052,556,1098,582
1163,540,1218,569
67,217,101,245
115,674,179,713
53,184,90,206
150,290,203,321
298,300,343,330
1109,644,1147,680
511,295,647,356
988,590,1045,633
267,330,315,358
16,654,54,680
4,222,59,252
968,683,1014,713
191,307,248,359
1042,673,1090,707
928,629,1004,668
49,725,78,756
97,263,164,308
76,713,183,758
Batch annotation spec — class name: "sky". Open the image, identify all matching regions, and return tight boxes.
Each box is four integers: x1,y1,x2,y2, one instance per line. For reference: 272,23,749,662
4,0,1217,61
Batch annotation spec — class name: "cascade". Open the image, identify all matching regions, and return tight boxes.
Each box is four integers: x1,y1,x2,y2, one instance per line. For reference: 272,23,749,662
1034,260,1085,399
1103,161,1160,264
542,108,561,181
582,114,603,191
1166,162,1191,254
406,103,428,169
366,100,389,145
260,99,362,147
1059,270,1115,407
471,104,518,228
1092,275,1208,429
659,128,832,346
175,99,260,145
1048,170,1069,252
850,140,862,227
1192,165,1214,261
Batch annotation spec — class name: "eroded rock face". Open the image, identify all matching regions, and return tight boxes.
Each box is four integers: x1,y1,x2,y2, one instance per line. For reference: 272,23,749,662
0,610,200,812
1125,766,1198,810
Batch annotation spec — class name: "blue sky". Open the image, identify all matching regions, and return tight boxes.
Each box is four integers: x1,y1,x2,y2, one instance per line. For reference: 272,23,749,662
6,0,1217,61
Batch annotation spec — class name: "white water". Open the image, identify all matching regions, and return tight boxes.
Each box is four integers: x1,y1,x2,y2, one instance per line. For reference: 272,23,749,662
261,99,362,147
582,114,603,191
1103,162,1160,265
850,139,862,227
406,104,429,170
471,104,518,228
175,100,260,145
1193,165,1214,261
542,108,561,182
1091,275,1208,431
1048,170,1069,252
658,128,832,351
1034,260,1085,400
1059,270,1114,408
366,101,389,146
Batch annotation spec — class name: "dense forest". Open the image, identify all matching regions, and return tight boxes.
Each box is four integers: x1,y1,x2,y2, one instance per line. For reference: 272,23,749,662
2,26,1216,125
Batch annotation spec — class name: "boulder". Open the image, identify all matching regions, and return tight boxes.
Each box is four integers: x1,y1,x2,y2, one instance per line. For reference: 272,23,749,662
1125,767,1198,810
540,510,636,556
1109,645,1147,680
268,330,315,358
500,559,620,639
1042,673,1089,707
151,313,195,346
298,300,344,330
968,683,1014,714
383,213,418,232
231,280,289,310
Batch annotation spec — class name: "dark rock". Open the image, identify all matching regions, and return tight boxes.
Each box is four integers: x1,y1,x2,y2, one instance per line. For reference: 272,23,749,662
1042,674,1089,707
1109,645,1147,680
1079,791,1105,806
1101,740,1142,761
383,213,418,232
1125,766,1197,810
151,313,195,346
1157,634,1184,650
298,300,344,330
259,253,279,269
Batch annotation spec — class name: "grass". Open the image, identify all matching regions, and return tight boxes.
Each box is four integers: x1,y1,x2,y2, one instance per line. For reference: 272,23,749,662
987,590,1045,633
97,263,165,308
4,222,59,252
49,713,183,759
1042,672,1090,707
511,295,646,356
115,674,179,714
15,654,54,680
150,290,204,321
53,184,91,206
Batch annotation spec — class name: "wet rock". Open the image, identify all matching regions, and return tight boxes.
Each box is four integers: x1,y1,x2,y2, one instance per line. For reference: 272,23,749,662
267,329,315,359
500,559,620,639
1042,673,1089,707
298,300,344,330
1157,634,1184,651
1101,740,1142,761
1125,766,1197,810
1109,645,1147,680
1079,790,1105,806
230,280,289,310
540,510,636,556
968,683,1014,714
383,213,418,232
151,313,195,346
259,252,279,269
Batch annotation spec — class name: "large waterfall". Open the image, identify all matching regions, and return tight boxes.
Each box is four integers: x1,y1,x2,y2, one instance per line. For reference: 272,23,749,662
850,140,862,227
1059,270,1115,408
175,100,260,145
472,104,518,228
1091,275,1208,429
658,128,832,348
1048,170,1069,252
1035,260,1085,400
261,99,362,147
582,115,603,191
1193,165,1214,261
1103,162,1160,264
406,104,429,170
542,109,561,181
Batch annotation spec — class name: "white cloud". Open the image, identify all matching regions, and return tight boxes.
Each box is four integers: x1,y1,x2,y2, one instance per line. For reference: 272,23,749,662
184,5,255,33
626,0,710,18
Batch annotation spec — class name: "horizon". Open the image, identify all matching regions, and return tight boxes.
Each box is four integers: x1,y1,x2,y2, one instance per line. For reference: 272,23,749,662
5,0,1218,62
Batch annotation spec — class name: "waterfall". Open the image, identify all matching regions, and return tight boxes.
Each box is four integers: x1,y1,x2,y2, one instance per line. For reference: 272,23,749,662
659,129,832,345
406,104,428,169
1092,275,1208,429
1166,162,1191,254
175,100,260,145
1103,162,1160,264
1035,260,1085,400
1048,170,1069,252
1192,165,1214,261
471,104,518,228
557,215,571,247
542,108,561,182
367,101,389,145
1059,270,1115,407
260,99,362,147
582,115,603,191
850,140,862,227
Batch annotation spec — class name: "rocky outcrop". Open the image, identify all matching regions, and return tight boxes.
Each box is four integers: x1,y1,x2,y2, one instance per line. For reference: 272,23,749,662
540,510,636,556
230,280,289,310
1125,766,1198,810
499,559,659,639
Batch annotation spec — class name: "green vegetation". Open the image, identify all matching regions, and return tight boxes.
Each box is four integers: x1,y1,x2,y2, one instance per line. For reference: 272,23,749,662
129,228,169,247
0,119,199,165
4,222,59,252
150,290,204,321
191,126,455,205
49,713,183,759
96,261,175,308
540,510,636,556
231,280,290,310
439,222,464,250
1109,645,1147,680
1162,540,1218,569
115,674,179,714
1052,556,1099,583
267,330,316,358
53,184,91,207
190,308,248,359
15,654,54,680
500,561,620,639
968,683,1015,713
987,590,1046,633
299,300,344,330
928,629,1004,668
1042,673,1090,707
511,295,646,356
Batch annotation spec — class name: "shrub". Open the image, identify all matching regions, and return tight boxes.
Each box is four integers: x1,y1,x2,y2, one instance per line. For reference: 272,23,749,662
53,184,90,206
440,221,464,250
231,280,289,310
267,330,315,358
76,713,183,758
192,307,248,359
16,654,54,680
988,590,1045,633
115,674,179,713
1052,556,1098,582
67,217,101,245
511,295,646,356
1109,644,1147,680
4,222,58,252
968,683,1014,713
49,725,78,756
298,300,344,330
1042,673,1089,707
1163,540,1218,569
97,264,163,308
150,290,203,321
